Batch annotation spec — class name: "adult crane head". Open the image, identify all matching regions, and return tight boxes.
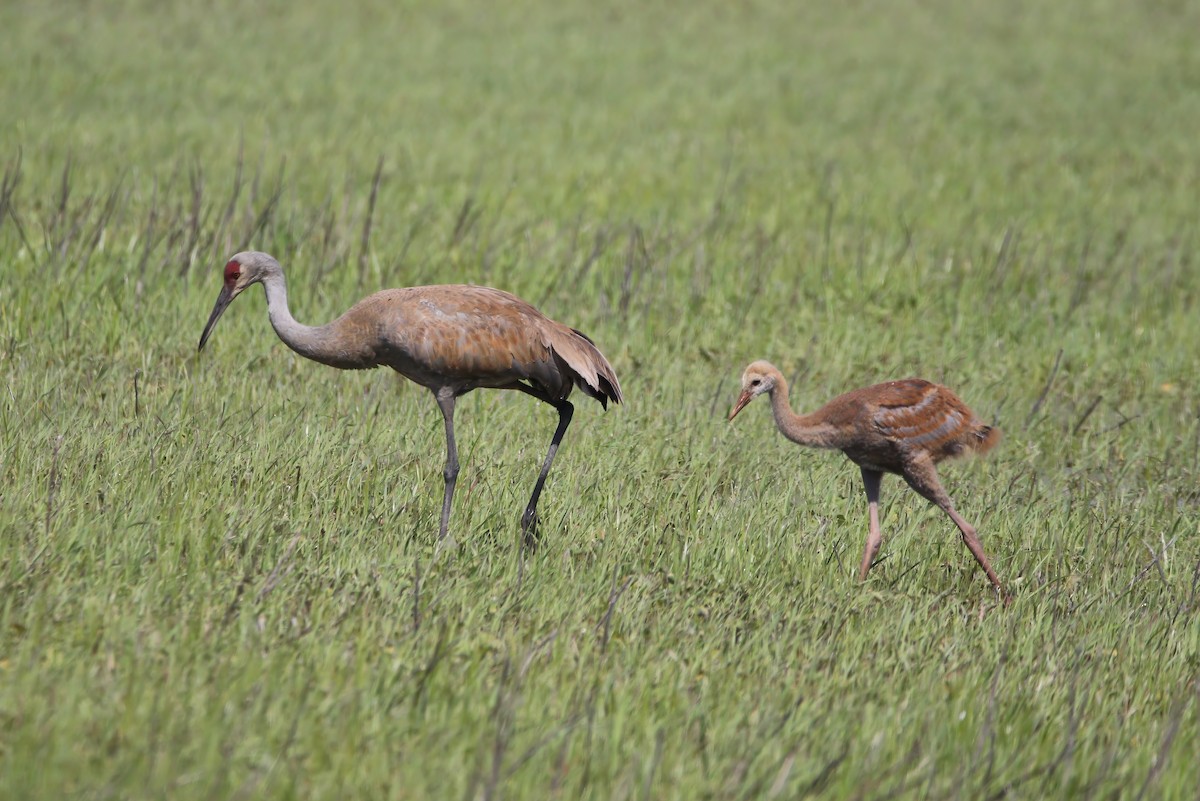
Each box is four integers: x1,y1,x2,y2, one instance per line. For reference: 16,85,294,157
198,251,282,351
728,360,783,421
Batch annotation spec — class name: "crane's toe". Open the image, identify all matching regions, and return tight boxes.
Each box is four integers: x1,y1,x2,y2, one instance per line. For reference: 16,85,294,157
520,508,540,549
433,533,459,559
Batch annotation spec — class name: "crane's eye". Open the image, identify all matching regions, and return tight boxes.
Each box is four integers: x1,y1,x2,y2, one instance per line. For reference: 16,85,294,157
750,379,761,387
224,260,242,282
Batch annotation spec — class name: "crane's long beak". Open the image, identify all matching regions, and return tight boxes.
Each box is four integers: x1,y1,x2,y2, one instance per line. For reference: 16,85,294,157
728,390,753,421
198,285,234,351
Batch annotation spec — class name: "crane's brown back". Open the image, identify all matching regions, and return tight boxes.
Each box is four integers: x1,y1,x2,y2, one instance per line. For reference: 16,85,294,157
813,378,999,470
330,285,622,405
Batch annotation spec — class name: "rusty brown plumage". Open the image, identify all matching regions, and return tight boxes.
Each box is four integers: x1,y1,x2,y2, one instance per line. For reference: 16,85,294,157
198,251,622,545
306,284,621,405
728,361,1008,602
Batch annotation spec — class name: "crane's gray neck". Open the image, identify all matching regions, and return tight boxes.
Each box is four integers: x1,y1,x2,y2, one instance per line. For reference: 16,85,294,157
768,375,840,449
261,271,347,367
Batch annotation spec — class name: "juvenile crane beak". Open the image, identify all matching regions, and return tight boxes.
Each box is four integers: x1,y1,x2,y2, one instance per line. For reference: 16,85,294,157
728,390,753,421
198,285,235,351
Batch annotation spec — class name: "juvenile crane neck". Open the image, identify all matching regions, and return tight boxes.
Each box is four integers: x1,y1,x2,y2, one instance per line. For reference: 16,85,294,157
768,374,841,449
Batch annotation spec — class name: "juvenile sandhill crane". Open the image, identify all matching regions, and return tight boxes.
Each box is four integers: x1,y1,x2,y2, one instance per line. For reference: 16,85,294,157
198,251,622,545
728,361,1008,601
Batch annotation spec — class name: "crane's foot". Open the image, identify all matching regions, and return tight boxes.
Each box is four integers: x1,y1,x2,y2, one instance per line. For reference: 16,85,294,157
520,508,540,551
975,588,1014,620
433,532,458,560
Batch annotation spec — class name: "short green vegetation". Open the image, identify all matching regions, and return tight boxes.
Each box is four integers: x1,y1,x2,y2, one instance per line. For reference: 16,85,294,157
1,1,1197,798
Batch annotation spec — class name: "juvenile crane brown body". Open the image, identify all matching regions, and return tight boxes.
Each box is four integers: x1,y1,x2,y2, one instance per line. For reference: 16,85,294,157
729,361,1007,600
198,251,622,544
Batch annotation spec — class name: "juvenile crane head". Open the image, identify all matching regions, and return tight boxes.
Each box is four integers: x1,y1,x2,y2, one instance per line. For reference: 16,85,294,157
198,251,282,351
728,360,784,421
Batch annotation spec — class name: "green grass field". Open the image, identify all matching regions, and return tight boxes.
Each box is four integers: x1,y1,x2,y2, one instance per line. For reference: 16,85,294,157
2,0,1198,798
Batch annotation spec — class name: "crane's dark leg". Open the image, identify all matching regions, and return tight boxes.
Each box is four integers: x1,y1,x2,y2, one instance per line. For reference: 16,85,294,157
520,399,574,547
858,467,885,581
435,389,459,542
901,454,1008,602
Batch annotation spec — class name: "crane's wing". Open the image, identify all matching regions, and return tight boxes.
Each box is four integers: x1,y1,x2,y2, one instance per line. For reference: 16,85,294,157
867,379,969,448
366,285,621,405
540,324,623,407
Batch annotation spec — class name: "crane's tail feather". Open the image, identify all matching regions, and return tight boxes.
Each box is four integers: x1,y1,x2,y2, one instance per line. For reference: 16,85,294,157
569,327,597,346
972,424,1002,455
549,327,623,409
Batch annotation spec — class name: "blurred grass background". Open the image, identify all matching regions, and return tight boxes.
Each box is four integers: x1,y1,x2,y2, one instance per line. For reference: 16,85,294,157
1,0,1198,798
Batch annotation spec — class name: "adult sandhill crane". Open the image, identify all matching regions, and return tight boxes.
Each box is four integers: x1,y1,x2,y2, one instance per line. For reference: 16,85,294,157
728,361,1008,601
198,251,622,545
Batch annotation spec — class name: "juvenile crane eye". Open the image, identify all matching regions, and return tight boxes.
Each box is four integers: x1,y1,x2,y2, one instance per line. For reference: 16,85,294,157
750,379,761,387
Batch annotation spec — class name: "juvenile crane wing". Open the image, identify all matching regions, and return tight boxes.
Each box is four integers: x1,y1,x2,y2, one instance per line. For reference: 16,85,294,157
867,379,998,459
868,379,968,447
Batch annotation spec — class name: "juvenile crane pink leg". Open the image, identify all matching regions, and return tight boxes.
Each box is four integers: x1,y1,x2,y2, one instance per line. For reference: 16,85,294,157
942,506,1007,601
901,454,1007,599
858,467,884,581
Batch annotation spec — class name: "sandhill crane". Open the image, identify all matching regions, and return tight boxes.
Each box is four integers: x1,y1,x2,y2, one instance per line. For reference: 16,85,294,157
728,361,1008,601
198,251,622,545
